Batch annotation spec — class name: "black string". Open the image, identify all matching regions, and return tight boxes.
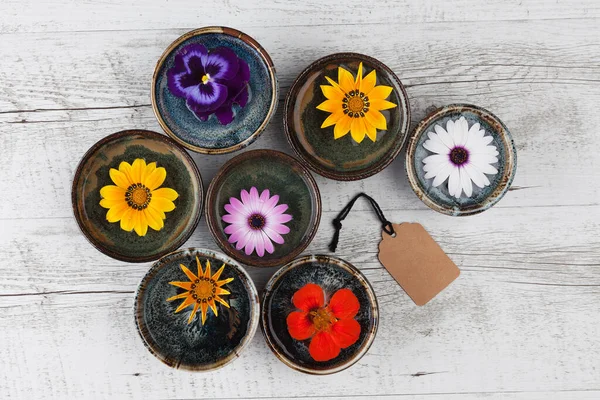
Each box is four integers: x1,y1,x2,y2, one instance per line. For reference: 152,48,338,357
329,193,395,252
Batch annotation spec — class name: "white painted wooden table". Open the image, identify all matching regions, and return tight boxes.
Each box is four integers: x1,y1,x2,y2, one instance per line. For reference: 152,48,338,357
1,1,599,398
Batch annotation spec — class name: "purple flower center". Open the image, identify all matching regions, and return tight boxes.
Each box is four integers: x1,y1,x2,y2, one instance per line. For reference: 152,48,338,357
449,146,469,165
248,213,266,230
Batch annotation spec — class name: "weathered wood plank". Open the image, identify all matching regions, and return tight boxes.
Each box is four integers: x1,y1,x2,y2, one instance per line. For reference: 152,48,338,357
1,0,599,34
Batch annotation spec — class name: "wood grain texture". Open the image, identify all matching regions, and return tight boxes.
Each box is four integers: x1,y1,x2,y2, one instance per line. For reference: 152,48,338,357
1,0,599,398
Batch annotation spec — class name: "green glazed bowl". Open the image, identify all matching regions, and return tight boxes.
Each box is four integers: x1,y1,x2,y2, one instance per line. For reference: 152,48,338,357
284,52,410,181
135,248,260,371
206,149,321,267
406,104,517,216
72,130,203,262
261,255,379,375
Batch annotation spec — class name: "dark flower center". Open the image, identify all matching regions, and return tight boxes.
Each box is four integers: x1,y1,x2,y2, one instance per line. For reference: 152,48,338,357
450,147,469,165
125,183,151,211
248,214,266,230
309,307,337,332
342,90,370,118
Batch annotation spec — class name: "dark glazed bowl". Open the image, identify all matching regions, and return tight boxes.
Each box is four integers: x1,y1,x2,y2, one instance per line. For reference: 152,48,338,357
71,130,203,262
134,248,260,371
406,104,517,216
261,255,378,375
152,26,278,154
284,52,410,181
206,149,321,267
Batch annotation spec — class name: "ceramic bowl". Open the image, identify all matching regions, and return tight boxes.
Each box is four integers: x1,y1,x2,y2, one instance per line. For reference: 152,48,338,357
205,149,321,268
284,52,410,181
152,26,278,154
406,104,517,216
134,248,260,371
261,255,378,374
72,130,203,262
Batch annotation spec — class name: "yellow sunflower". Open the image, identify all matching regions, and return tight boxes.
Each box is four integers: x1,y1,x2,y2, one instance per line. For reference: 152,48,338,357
99,158,179,237
167,257,234,325
316,62,397,143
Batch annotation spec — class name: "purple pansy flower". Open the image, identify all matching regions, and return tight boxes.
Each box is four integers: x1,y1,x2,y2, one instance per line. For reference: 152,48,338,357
167,44,250,125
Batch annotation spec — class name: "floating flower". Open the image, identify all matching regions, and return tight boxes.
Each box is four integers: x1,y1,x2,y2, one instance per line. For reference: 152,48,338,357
167,44,250,125
316,62,397,144
167,257,234,325
422,116,499,198
286,283,361,362
99,159,178,236
222,187,292,257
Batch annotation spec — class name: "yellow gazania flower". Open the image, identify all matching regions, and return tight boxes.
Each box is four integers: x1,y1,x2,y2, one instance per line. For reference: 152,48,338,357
99,158,179,237
316,62,397,143
167,257,234,325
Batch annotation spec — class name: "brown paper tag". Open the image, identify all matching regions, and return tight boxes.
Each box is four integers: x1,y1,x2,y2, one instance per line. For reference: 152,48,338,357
378,223,460,306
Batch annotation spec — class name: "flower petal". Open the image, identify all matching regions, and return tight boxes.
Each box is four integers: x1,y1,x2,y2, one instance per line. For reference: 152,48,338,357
331,318,361,349
141,162,156,184
120,208,135,232
204,47,240,81
360,70,377,94
147,203,165,220
109,168,130,189
133,212,148,236
100,185,125,201
333,115,352,139
369,98,397,111
463,164,486,189
187,81,228,113
350,118,366,144
152,187,178,201
179,43,209,73
118,161,134,184
268,203,288,216
431,164,453,187
286,311,316,340
321,111,345,128
223,213,246,225
100,198,124,209
364,109,386,131
151,197,175,213
131,159,145,184
423,136,451,155
328,288,360,319
321,85,344,101
268,220,291,234
309,332,341,362
367,85,393,100
434,124,455,149
338,67,356,92
448,167,461,198
268,213,292,225
255,234,265,257
316,99,342,113
105,202,129,223
228,225,250,244
460,167,473,197
244,232,258,255
228,196,250,215
215,104,235,125
261,231,275,254
263,226,284,244
144,209,163,231
365,120,377,142
292,283,325,312
145,167,166,191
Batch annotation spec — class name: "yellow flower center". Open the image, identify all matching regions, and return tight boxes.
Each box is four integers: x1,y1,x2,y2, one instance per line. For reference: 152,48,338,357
125,183,151,211
342,90,370,118
309,307,337,332
201,74,210,84
191,277,217,304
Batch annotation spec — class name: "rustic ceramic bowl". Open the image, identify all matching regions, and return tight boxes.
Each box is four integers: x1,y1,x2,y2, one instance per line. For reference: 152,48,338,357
72,130,203,262
206,149,321,268
406,104,517,216
134,248,259,371
152,26,278,154
261,255,378,374
284,52,410,181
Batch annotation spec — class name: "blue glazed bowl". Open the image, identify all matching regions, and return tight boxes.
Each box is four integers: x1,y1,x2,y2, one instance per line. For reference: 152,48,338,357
152,27,278,154
405,104,517,216
261,255,378,375
134,248,260,371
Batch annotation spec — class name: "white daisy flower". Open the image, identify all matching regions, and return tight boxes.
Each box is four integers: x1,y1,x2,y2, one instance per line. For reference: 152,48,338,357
422,116,499,198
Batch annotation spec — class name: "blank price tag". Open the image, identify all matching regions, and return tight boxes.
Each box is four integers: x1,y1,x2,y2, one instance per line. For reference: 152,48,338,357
378,223,460,306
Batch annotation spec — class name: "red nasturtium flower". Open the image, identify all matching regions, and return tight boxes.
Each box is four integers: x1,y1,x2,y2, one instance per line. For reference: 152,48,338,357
286,283,361,362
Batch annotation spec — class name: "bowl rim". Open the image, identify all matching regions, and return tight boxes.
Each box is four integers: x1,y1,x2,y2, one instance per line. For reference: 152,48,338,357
205,149,322,268
405,103,517,216
151,26,279,155
283,52,411,181
134,247,260,372
71,129,204,263
260,254,379,375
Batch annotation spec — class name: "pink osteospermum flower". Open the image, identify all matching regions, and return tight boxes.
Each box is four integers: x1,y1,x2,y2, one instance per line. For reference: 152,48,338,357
222,187,293,257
